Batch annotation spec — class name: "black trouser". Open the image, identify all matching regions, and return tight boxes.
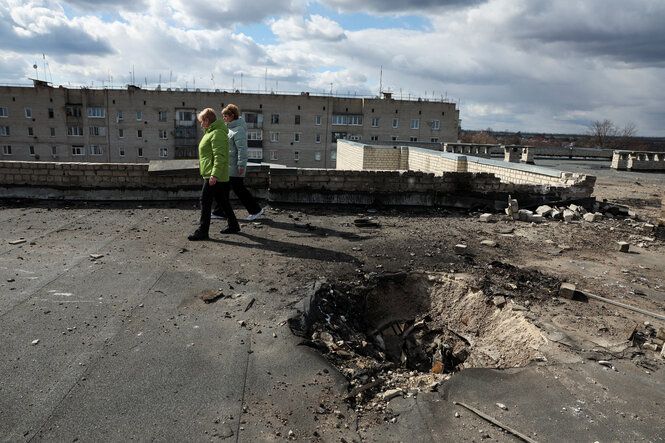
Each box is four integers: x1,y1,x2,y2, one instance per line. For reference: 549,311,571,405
199,179,239,234
215,176,261,216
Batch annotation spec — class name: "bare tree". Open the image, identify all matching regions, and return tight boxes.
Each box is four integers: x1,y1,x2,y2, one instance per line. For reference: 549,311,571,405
588,119,638,149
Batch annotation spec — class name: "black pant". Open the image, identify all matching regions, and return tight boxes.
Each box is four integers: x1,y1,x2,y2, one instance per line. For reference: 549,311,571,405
215,176,261,216
199,179,239,234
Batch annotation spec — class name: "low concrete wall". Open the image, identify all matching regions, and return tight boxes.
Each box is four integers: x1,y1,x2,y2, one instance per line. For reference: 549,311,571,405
0,153,595,209
611,150,665,171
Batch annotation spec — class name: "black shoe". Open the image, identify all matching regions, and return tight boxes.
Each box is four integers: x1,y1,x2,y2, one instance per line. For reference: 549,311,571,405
220,226,240,234
188,230,209,241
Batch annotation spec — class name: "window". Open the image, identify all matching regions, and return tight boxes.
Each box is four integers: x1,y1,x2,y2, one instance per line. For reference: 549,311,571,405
391,136,397,141
25,108,32,118
28,127,34,136
72,145,84,156
2,145,11,155
244,112,263,128
50,127,55,137
90,145,103,155
89,126,106,136
411,119,419,129
29,145,35,156
248,148,263,160
117,110,123,120
87,107,105,118
177,111,195,124
137,147,144,157
294,151,299,161
315,152,321,161
158,111,167,122
431,137,439,143
295,115,300,125
315,115,321,125
294,132,301,143
136,111,142,120
51,146,57,156
349,135,361,141
270,151,278,161
1,126,9,136
332,114,363,125
410,137,418,142
118,128,124,138
431,120,440,130
159,130,167,140
371,117,379,127
67,126,83,136
330,151,337,160
271,114,279,124
159,147,168,158
247,130,262,141
119,146,125,157
315,134,321,143
0,107,7,117
392,118,398,128
270,132,279,142
137,129,143,138
48,108,54,118
331,132,347,143
370,135,379,141
66,106,82,117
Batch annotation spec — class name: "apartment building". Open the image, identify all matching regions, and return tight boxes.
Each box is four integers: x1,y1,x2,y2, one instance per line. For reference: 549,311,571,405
0,81,459,168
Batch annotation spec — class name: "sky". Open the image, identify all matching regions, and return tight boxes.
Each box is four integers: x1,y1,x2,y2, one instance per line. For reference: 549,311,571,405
1,0,664,136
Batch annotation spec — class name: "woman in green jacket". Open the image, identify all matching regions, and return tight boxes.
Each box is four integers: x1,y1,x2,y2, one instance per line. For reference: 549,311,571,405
188,108,239,241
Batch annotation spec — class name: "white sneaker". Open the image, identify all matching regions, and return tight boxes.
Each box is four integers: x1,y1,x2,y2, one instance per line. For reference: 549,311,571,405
247,208,264,221
211,213,226,220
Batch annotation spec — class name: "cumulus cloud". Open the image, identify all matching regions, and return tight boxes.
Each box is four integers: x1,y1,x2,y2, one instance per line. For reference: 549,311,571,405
168,0,305,29
63,0,149,12
270,15,345,42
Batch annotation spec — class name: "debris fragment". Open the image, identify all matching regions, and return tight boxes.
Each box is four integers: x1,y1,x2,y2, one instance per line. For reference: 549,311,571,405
202,289,225,304
496,403,508,410
31,339,39,345
90,254,104,260
616,241,630,253
244,298,256,312
454,244,468,254
10,239,26,245
479,213,494,223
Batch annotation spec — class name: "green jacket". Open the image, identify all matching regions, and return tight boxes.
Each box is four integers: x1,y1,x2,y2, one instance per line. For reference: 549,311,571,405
198,118,229,181
228,117,248,178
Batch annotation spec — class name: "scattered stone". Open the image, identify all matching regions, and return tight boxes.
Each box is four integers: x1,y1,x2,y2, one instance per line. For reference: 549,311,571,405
454,244,468,254
559,282,577,299
616,241,630,253
492,296,506,308
643,223,655,232
202,289,225,304
31,339,39,345
480,240,497,247
7,278,15,282
237,320,246,327
531,214,543,223
90,254,104,260
496,403,508,410
563,209,575,222
10,239,26,245
583,213,602,222
518,209,533,222
535,205,553,217
643,343,659,352
382,389,403,401
479,213,494,222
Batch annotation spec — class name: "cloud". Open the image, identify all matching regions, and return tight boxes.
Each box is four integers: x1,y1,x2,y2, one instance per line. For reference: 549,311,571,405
270,15,346,42
319,0,487,14
63,0,149,12
168,0,305,29
0,1,113,55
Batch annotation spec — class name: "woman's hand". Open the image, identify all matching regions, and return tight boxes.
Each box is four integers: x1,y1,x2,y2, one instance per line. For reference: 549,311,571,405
209,176,217,186
237,168,244,176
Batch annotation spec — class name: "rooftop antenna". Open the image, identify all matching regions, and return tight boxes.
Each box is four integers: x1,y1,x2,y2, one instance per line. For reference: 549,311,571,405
42,53,47,81
379,65,382,95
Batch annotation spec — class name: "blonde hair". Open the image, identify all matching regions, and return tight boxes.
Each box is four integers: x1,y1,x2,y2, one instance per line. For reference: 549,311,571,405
222,104,240,121
197,108,217,123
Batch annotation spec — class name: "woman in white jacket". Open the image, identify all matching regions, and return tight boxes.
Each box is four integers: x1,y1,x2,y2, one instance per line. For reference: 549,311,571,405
212,104,264,221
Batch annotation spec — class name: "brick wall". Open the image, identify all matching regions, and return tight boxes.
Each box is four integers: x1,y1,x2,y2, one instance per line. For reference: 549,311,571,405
611,151,665,171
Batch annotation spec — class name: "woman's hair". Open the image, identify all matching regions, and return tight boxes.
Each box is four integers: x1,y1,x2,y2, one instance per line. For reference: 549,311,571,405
197,108,217,123
222,104,240,121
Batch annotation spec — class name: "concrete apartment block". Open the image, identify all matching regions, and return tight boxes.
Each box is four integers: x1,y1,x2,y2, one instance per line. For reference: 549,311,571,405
0,84,459,168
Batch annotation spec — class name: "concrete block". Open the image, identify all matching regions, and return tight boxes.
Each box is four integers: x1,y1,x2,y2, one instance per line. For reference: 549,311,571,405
531,214,543,223
518,209,533,222
616,241,630,252
583,213,597,222
559,282,576,299
536,205,553,217
479,213,494,222
563,209,575,222
454,244,468,254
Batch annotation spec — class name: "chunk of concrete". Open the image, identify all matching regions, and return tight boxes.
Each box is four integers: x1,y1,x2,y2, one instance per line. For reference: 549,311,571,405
616,241,630,252
454,244,468,254
518,209,533,222
479,213,494,223
535,205,553,217
583,213,602,222
480,239,497,247
531,214,543,223
563,209,575,222
559,282,576,299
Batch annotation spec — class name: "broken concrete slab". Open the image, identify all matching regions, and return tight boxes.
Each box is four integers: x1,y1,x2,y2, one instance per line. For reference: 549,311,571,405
559,282,577,299
535,205,553,217
479,213,494,223
616,241,630,253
